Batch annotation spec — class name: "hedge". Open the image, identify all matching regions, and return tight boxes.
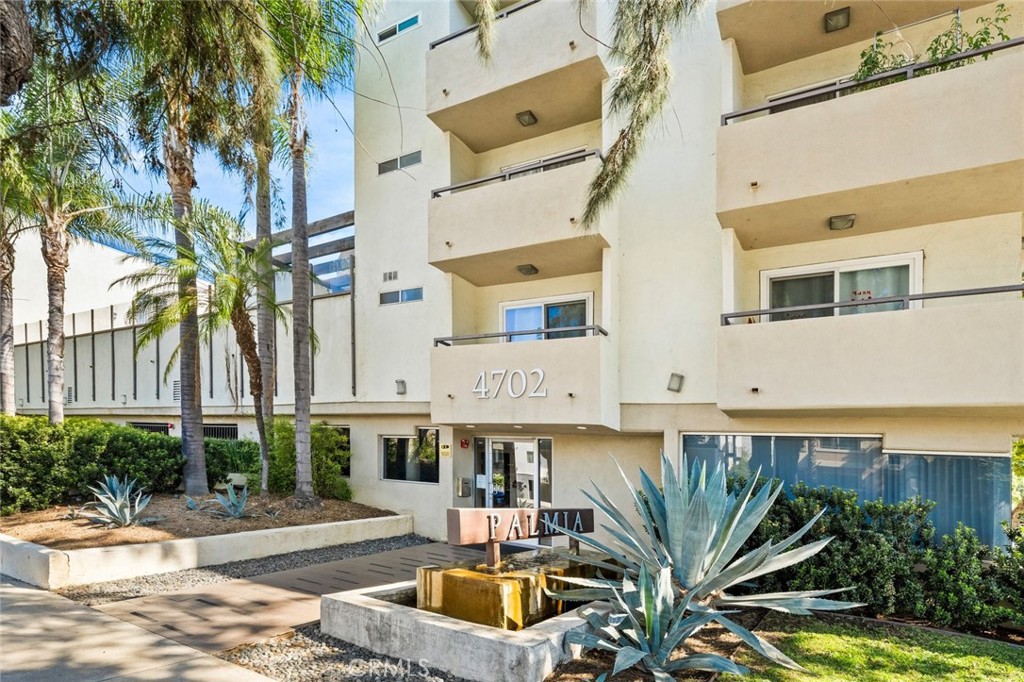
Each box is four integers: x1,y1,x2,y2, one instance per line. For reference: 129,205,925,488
0,415,254,515
729,477,1023,631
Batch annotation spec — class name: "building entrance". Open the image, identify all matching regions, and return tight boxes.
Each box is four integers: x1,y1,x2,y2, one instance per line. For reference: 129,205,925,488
473,437,552,511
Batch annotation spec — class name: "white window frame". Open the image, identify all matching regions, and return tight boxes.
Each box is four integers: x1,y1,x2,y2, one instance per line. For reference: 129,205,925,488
380,427,440,486
499,292,594,338
375,13,421,45
759,251,923,313
499,147,586,174
379,287,423,306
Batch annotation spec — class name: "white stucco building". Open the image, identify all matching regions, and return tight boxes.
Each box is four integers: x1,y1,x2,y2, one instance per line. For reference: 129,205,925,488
9,0,1024,544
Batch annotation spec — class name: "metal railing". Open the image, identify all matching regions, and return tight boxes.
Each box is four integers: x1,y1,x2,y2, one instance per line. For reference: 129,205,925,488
431,148,602,198
721,284,1024,326
721,36,1024,126
429,0,542,50
435,325,608,346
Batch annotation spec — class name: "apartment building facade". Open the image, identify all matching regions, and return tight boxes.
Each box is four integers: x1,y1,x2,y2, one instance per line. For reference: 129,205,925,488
10,0,1024,544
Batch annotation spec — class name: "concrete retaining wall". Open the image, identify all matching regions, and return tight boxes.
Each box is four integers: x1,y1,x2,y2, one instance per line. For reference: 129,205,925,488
322,582,592,682
0,514,413,589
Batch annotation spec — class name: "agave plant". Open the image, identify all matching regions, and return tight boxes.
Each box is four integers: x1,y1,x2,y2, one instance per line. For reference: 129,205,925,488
81,475,154,528
209,485,250,518
551,454,862,678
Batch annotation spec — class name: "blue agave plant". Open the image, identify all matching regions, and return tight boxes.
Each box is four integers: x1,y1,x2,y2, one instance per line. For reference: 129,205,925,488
209,485,250,518
550,454,861,679
82,475,154,528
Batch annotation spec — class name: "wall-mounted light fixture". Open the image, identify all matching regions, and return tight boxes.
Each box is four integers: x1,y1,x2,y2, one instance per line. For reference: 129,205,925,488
667,373,685,392
824,7,851,33
517,263,539,276
515,110,538,127
828,213,856,231
396,379,407,395
120,393,127,405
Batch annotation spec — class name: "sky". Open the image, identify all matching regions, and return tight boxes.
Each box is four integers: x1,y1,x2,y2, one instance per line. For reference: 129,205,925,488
113,89,357,239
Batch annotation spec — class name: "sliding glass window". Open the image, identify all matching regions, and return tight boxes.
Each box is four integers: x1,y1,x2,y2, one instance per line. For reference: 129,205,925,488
681,434,1010,545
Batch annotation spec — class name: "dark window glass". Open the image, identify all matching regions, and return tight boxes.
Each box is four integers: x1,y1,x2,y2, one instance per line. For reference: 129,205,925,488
769,273,834,321
401,287,423,302
383,428,439,483
379,290,400,305
545,300,587,339
399,151,422,168
376,25,397,42
377,158,399,174
202,424,239,440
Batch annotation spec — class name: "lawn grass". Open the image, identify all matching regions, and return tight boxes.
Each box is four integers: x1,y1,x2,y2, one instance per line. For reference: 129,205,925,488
723,613,1024,682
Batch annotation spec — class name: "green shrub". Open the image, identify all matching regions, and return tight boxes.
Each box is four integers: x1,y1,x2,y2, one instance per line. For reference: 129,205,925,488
993,523,1024,625
731,479,934,617
97,426,183,493
267,418,352,500
921,524,1009,630
204,438,260,489
0,415,70,514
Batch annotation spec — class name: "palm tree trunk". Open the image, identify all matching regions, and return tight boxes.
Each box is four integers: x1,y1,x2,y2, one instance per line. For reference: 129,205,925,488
0,262,15,416
289,72,315,505
230,298,268,495
255,136,274,494
39,219,68,425
164,108,208,496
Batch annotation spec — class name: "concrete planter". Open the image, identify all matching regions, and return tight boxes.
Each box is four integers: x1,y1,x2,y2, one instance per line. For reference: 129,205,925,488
321,581,597,682
0,514,413,589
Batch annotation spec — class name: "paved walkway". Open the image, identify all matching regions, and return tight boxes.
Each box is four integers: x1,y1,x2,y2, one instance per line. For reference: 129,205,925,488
97,542,484,654
0,580,273,682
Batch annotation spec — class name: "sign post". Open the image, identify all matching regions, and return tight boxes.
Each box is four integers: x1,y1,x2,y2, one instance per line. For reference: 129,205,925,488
446,507,595,568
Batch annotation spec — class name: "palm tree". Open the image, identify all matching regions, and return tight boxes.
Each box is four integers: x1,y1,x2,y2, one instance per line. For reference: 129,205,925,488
117,200,286,495
0,51,133,424
0,126,33,415
116,0,275,495
261,0,364,504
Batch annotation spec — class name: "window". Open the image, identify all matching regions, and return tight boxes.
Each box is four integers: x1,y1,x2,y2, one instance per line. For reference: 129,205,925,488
681,434,1011,546
203,424,239,440
762,252,921,321
380,287,423,305
378,150,422,175
128,421,170,435
376,13,419,43
382,428,439,483
500,293,592,341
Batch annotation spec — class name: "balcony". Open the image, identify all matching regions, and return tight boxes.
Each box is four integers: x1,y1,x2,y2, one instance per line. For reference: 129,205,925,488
428,150,609,286
717,0,987,74
717,41,1024,249
430,327,619,431
716,285,1024,416
426,0,607,152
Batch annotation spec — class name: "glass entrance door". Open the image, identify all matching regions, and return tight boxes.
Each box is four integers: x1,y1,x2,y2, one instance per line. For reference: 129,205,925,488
474,438,552,511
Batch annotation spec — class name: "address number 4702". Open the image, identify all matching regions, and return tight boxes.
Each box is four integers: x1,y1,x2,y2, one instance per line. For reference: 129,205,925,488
473,369,547,399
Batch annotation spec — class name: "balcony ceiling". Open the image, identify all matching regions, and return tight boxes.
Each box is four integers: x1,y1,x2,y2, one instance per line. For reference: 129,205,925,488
718,0,988,74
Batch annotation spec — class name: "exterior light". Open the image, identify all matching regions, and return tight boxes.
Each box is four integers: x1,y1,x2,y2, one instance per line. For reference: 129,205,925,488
513,425,523,429
824,7,850,33
517,263,539,276
120,393,127,405
576,426,587,430
465,425,476,429
396,379,407,395
828,214,856,231
515,110,538,126
667,373,685,392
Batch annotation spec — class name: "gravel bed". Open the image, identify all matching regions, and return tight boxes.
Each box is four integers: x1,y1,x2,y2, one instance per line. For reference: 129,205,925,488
221,623,473,682
55,534,433,605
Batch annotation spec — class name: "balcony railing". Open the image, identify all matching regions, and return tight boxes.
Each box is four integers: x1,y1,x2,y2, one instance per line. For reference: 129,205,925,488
430,149,603,198
722,284,1024,326
429,0,542,50
435,325,608,346
721,36,1024,126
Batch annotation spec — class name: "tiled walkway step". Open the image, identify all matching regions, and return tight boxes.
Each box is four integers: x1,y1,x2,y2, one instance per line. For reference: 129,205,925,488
97,543,484,654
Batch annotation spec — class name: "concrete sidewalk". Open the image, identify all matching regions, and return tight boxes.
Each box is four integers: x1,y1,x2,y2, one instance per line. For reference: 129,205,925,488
0,580,273,682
